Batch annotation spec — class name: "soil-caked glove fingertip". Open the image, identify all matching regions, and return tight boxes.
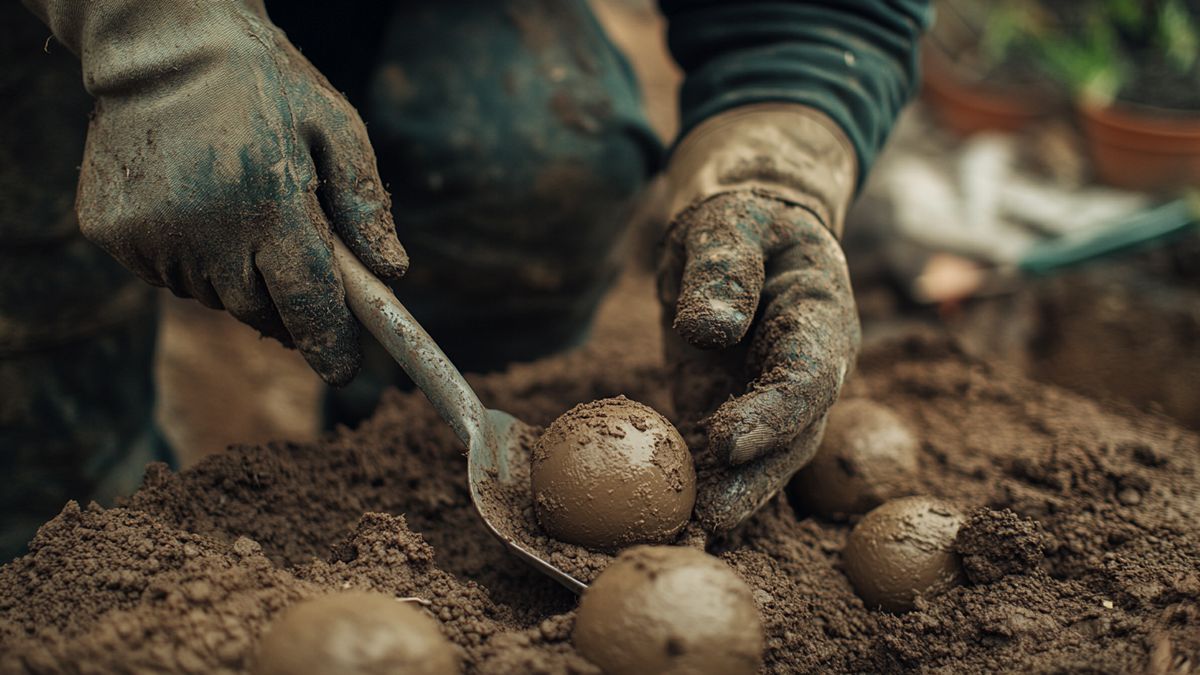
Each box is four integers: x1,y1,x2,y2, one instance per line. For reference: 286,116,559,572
336,207,409,282
673,299,752,350
707,388,800,465
302,334,363,388
368,234,409,281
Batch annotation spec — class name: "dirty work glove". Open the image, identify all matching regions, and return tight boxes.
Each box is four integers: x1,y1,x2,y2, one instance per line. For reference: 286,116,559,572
658,104,861,535
22,0,407,385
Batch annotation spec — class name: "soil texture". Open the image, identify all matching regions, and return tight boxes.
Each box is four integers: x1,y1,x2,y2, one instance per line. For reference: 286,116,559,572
2,274,1198,674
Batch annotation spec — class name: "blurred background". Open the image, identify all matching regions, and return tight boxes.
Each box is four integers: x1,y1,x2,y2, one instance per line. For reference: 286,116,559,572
846,0,1200,430
151,0,1200,465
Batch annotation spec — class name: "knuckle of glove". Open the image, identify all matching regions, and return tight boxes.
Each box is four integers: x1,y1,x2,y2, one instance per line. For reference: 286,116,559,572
75,194,166,284
75,205,127,255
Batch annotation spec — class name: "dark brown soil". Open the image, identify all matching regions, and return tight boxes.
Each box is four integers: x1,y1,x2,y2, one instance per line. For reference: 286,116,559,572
2,274,1199,674
944,238,1200,432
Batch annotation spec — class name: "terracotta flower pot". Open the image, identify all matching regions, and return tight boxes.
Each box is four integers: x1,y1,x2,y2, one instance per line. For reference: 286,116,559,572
921,48,1053,136
1078,102,1200,191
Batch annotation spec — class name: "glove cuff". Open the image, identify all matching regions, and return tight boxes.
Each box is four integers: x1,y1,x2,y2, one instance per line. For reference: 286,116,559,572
665,103,858,239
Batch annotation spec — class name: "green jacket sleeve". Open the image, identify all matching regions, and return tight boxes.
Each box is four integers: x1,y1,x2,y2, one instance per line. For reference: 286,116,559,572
659,0,932,185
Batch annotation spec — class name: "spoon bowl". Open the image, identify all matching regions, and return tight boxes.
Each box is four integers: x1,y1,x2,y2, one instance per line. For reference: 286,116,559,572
331,236,588,593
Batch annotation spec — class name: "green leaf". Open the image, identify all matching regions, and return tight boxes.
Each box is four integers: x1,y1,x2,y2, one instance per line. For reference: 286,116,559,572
1159,0,1199,72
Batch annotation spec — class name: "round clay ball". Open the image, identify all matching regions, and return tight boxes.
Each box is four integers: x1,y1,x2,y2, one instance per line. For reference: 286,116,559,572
574,546,763,675
843,496,967,613
531,396,696,550
254,591,459,675
788,398,918,518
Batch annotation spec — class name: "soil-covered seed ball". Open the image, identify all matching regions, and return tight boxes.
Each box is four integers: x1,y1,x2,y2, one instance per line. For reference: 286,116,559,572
531,396,696,550
843,496,967,613
789,398,918,518
254,591,459,675
574,546,763,675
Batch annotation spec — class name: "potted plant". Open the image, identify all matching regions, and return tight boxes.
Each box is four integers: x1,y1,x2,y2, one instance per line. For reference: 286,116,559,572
921,0,1063,135
1037,0,1200,191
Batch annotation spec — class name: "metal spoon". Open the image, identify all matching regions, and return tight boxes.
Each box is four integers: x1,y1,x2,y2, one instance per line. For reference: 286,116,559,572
330,236,589,594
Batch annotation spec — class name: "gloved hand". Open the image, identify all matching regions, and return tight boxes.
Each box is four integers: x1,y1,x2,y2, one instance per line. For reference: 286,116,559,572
658,104,861,534
22,0,407,385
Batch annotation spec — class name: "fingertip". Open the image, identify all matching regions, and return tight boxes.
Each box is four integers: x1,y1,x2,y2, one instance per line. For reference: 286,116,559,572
693,420,826,535
673,298,752,349
375,234,409,280
360,239,409,282
342,210,409,282
313,129,407,282
257,239,363,388
320,355,361,388
706,388,793,465
296,288,362,388
673,238,762,348
702,403,740,466
301,325,363,388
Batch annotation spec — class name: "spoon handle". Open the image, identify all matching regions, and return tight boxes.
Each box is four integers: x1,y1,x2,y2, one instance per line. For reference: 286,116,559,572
330,234,488,450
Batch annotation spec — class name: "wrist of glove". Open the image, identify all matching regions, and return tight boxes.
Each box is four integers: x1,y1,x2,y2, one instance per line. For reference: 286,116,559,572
665,103,858,240
658,104,861,534
23,0,407,385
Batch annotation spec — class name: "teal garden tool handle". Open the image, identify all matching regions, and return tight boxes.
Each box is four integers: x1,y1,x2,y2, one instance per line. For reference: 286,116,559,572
1018,196,1198,276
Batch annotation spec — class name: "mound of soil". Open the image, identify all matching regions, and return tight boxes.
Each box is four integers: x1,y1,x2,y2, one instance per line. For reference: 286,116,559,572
2,274,1198,674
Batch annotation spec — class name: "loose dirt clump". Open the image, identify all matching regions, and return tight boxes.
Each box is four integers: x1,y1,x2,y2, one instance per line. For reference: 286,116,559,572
955,507,1047,585
1,276,1198,674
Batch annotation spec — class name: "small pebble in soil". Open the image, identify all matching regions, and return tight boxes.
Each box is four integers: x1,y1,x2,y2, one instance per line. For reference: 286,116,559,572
531,396,696,550
843,496,967,613
788,398,919,518
1117,488,1142,506
574,545,764,675
253,591,460,675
